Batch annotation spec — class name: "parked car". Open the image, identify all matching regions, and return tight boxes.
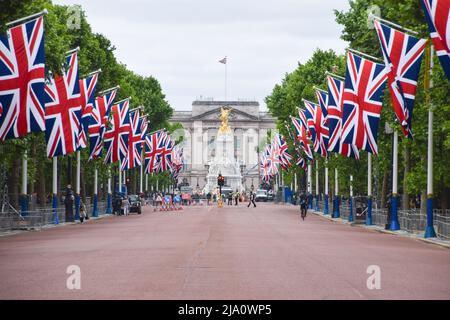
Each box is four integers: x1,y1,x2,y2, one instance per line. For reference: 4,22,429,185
255,189,268,202
128,194,142,214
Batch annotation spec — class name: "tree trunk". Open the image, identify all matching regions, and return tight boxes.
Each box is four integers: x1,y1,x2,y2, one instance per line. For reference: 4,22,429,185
8,155,20,209
420,191,427,215
36,163,46,207
402,145,411,209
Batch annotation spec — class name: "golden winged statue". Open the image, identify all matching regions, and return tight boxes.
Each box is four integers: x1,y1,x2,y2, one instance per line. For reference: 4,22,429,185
218,107,232,134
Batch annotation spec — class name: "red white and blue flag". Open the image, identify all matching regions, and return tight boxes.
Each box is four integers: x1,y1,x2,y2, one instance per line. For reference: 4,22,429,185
77,72,100,149
296,157,308,171
291,115,313,160
273,133,292,170
374,19,427,138
421,0,450,81
305,98,328,157
121,109,142,171
341,51,388,155
0,16,46,142
44,51,83,158
140,116,148,142
88,88,117,160
170,145,184,179
103,99,130,165
155,134,174,173
144,130,168,174
326,75,360,159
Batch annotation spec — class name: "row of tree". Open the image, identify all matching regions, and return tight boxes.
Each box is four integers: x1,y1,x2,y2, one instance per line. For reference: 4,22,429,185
0,0,177,209
265,0,450,211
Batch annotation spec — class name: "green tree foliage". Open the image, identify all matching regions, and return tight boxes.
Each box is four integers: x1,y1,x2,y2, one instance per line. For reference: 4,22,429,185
266,0,450,209
0,1,175,206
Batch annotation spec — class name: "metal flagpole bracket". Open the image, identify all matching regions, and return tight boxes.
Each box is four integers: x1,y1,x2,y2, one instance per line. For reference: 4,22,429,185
346,48,383,63
313,86,328,94
98,85,120,95
85,69,102,77
5,9,48,27
369,13,419,35
325,71,345,81
65,47,80,55
114,97,132,105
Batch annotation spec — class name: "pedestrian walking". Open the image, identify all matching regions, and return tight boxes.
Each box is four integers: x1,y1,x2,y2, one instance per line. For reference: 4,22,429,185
64,184,75,222
234,189,240,206
247,190,256,208
206,192,212,206
79,200,88,223
227,192,233,206
300,193,308,220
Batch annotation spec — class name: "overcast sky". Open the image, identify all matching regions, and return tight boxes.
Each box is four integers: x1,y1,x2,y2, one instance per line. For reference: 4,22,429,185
55,0,350,111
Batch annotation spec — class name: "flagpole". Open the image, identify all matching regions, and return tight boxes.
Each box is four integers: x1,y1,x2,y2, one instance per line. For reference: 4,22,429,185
106,168,112,214
52,157,59,224
349,175,354,222
20,151,28,216
93,166,98,217
75,151,81,221
225,56,227,100
5,9,48,27
367,153,373,225
307,163,312,209
119,163,122,194
140,161,143,194
324,159,329,215
369,14,419,35
425,45,437,238
98,85,120,96
347,48,383,63
334,167,340,218
315,160,319,211
390,130,400,230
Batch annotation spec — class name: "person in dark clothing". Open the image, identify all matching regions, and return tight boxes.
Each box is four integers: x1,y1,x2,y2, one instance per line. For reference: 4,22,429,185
299,193,308,220
227,192,233,205
64,184,74,222
247,191,256,208
206,192,212,206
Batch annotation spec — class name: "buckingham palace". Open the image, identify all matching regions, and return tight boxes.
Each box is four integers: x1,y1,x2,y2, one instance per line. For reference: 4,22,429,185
169,99,276,191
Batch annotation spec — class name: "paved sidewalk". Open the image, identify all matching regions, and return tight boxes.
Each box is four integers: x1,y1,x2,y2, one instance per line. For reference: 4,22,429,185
310,209,450,249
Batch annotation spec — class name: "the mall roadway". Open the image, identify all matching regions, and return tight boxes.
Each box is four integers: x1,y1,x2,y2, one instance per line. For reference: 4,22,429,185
0,203,449,300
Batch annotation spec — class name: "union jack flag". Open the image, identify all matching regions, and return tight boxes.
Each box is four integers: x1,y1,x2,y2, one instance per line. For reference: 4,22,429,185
296,157,308,171
170,145,184,179
144,130,168,174
44,51,83,158
341,51,388,155
273,133,292,170
306,97,328,157
140,116,148,141
103,99,130,165
121,109,142,171
0,16,45,142
154,135,174,173
77,72,99,149
88,88,117,160
374,20,427,138
291,115,313,160
421,0,450,81
326,75,360,159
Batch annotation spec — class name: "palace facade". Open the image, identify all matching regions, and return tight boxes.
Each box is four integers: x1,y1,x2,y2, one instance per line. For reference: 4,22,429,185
169,100,276,190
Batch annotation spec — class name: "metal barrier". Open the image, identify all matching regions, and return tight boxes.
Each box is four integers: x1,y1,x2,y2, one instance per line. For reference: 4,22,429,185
0,201,108,232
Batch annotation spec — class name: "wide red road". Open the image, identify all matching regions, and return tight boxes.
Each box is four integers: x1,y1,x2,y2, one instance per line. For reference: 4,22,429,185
0,203,449,299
